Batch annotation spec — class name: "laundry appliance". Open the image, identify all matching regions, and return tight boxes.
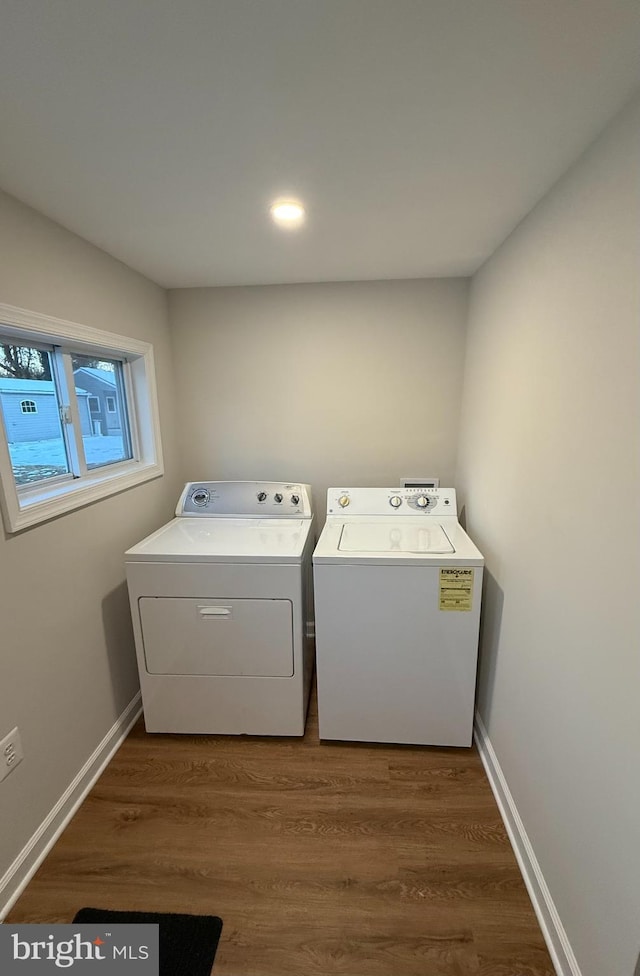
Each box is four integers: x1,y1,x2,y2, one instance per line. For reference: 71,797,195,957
125,481,315,735
313,487,483,746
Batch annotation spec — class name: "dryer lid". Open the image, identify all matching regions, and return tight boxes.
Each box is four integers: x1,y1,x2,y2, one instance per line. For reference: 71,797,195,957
338,521,454,554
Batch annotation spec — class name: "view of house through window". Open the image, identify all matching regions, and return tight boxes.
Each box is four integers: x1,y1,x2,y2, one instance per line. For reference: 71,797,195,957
72,354,132,470
0,341,133,487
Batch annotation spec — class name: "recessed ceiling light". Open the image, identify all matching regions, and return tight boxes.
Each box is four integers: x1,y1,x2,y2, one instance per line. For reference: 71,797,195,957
270,199,306,228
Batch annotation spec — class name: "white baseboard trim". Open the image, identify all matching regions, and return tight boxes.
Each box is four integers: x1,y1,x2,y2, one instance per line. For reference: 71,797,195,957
0,692,142,921
474,711,581,976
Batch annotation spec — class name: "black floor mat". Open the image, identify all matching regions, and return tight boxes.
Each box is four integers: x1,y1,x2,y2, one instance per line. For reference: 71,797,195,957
73,908,223,976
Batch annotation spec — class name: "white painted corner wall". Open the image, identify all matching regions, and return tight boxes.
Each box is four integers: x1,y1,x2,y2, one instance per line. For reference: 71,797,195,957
458,93,640,976
1,91,639,976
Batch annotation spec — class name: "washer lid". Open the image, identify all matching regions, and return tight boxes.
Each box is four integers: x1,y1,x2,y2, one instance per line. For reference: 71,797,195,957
338,521,454,554
313,517,484,566
125,517,313,563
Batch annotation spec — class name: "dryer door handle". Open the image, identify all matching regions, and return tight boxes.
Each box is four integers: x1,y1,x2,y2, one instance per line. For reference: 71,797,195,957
197,605,232,618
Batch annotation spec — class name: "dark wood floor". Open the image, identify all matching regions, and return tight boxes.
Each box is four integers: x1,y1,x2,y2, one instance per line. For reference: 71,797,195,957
8,688,554,975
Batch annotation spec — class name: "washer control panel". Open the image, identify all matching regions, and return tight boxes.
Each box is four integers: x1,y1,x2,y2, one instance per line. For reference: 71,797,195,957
326,486,457,517
177,482,313,517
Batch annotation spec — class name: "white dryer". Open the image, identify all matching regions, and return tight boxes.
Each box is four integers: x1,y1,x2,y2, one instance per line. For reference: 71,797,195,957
313,487,483,746
125,481,315,735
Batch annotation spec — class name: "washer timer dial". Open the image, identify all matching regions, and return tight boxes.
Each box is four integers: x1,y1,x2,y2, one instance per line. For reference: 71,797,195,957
416,495,430,508
389,495,402,508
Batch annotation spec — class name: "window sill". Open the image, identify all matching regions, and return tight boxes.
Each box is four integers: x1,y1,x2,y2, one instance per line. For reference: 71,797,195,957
4,459,164,533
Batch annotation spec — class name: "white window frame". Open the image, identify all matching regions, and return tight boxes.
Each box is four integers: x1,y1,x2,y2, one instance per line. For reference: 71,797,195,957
105,395,117,413
0,302,164,533
20,399,38,414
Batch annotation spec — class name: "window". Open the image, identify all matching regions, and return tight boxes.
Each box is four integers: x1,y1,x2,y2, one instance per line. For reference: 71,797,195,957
0,303,163,532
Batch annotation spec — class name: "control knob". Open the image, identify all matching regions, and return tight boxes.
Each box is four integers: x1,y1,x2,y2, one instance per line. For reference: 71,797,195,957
274,493,283,503
291,494,300,505
389,496,402,508
338,495,350,508
192,488,210,507
257,491,267,502
416,495,430,508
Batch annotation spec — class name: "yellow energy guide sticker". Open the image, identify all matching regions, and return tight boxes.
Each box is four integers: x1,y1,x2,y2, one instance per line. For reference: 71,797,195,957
439,568,474,611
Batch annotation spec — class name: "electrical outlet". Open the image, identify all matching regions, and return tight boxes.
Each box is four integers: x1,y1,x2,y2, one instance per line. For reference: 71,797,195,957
0,727,24,783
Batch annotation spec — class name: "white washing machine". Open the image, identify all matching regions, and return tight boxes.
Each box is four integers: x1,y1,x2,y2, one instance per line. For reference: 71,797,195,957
313,487,483,747
125,481,315,735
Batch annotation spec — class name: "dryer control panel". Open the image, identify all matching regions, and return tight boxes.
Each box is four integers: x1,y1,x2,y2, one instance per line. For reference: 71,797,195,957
326,487,457,517
177,481,313,518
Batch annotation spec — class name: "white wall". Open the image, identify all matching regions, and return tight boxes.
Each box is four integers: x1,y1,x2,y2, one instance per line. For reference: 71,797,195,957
168,278,469,517
0,190,181,909
457,95,640,976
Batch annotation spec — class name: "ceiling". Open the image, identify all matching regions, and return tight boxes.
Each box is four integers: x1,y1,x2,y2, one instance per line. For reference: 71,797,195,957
0,1,639,289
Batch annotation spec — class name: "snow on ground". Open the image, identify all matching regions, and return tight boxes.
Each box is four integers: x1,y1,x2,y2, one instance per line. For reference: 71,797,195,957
9,436,127,485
